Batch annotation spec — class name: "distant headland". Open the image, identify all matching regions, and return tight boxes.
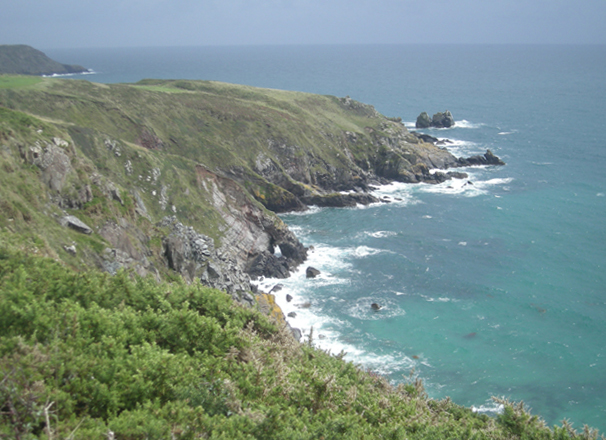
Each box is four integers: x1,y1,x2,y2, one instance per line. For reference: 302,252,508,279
0,44,88,76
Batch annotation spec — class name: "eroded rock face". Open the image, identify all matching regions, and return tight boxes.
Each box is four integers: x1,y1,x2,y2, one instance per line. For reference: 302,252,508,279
25,138,72,192
160,216,255,307
196,165,307,279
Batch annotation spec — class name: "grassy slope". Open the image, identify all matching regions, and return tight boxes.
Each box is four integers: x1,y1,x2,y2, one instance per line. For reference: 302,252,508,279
0,249,592,440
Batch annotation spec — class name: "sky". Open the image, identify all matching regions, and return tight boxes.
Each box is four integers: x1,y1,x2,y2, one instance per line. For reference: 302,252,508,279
1,0,605,49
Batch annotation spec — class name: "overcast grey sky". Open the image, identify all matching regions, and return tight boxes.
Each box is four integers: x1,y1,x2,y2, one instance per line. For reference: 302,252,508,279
2,0,605,49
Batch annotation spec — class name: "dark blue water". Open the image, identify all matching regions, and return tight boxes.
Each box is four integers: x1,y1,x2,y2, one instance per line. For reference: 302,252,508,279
46,44,606,431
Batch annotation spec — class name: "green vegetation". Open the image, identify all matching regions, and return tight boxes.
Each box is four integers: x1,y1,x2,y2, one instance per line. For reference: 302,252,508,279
1,249,600,439
0,45,87,76
0,76,43,90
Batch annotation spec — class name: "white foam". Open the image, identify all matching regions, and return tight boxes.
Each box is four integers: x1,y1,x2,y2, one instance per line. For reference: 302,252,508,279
418,176,513,198
365,230,397,239
472,402,505,416
345,297,406,321
454,120,483,129
371,181,420,206
352,246,386,258
42,69,96,78
281,205,324,217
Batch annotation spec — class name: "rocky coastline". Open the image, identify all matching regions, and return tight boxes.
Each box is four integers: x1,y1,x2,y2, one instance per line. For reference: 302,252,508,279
0,77,504,338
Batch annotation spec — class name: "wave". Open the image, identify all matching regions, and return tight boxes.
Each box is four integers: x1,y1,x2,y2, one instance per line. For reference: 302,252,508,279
352,245,387,258
454,120,484,129
364,230,398,239
418,175,513,198
42,69,96,78
439,139,486,158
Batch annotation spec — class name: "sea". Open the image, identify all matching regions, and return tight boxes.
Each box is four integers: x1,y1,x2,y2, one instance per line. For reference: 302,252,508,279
45,44,606,431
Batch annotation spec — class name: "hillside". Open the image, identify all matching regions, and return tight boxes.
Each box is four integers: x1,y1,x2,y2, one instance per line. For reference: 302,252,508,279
0,75,498,293
0,45,88,75
0,75,590,438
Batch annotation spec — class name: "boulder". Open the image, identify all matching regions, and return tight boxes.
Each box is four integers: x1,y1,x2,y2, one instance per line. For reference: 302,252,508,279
415,111,455,129
458,149,506,166
411,132,440,144
60,215,93,235
415,112,432,128
286,294,293,302
269,284,284,294
306,266,321,278
287,311,297,318
431,111,455,128
371,303,382,311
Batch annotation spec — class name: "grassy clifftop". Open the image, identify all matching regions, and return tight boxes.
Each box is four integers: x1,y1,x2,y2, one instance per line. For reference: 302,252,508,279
0,45,88,76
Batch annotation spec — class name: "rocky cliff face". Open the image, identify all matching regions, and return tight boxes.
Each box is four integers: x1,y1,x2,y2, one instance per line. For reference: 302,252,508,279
0,78,503,308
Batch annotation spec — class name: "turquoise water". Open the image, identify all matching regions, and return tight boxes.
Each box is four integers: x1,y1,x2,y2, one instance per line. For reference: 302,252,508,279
47,45,606,430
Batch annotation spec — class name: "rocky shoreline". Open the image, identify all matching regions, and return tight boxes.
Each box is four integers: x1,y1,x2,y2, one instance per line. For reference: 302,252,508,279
0,78,504,340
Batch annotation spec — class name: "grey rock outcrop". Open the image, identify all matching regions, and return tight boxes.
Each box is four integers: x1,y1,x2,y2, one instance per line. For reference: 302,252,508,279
432,111,455,128
457,149,506,166
415,111,455,129
306,267,321,278
415,112,432,129
25,138,72,192
60,215,93,235
160,216,255,306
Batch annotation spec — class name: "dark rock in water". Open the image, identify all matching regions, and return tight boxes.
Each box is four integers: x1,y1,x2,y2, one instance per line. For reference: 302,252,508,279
306,266,321,278
269,284,284,294
446,171,469,179
286,294,293,302
416,112,432,128
371,303,382,310
297,301,312,309
301,192,378,208
458,149,505,166
416,110,455,129
411,132,440,144
287,311,297,318
464,332,477,339
431,111,455,128
60,215,93,235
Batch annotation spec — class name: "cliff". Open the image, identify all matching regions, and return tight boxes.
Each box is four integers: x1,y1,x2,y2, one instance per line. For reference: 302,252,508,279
0,76,502,302
0,44,88,75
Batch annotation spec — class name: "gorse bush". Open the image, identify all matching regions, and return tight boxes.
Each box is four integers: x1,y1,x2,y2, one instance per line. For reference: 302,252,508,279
0,249,601,439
